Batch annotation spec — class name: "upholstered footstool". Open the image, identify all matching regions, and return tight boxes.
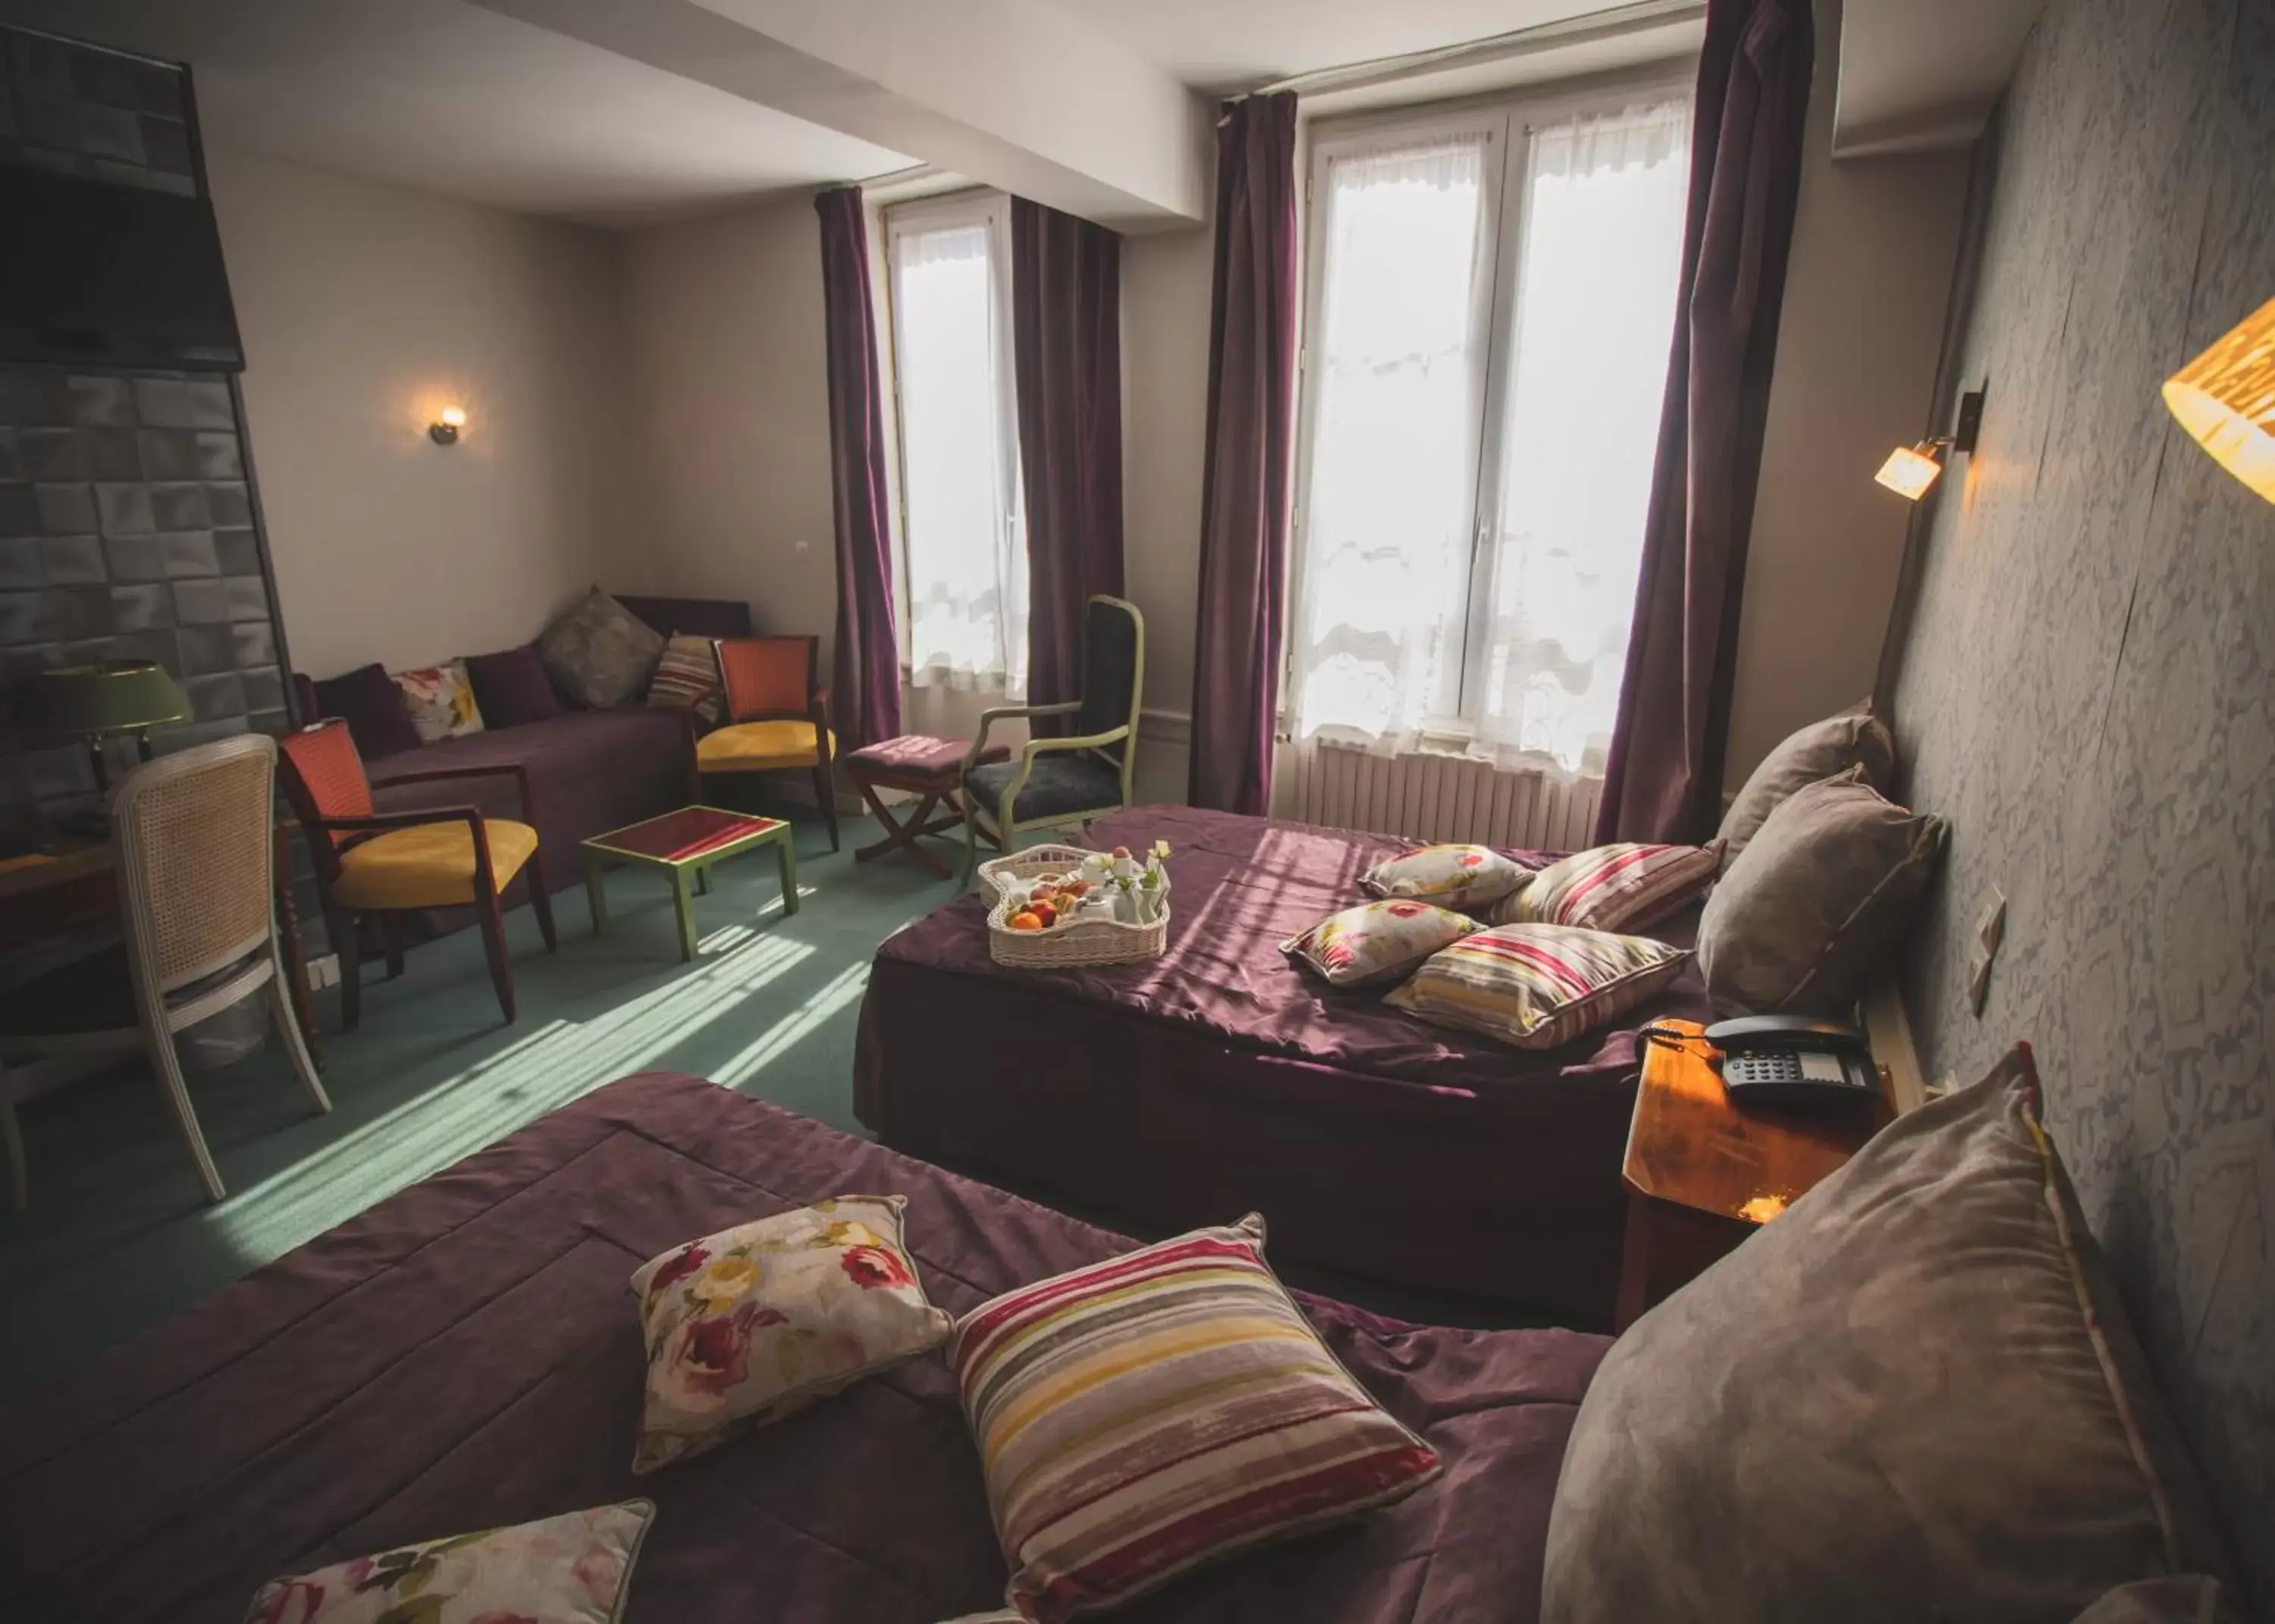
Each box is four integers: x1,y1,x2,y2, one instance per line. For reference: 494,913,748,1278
844,734,1009,878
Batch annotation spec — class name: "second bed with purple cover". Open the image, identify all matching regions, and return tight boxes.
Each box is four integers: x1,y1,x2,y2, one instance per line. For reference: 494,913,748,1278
0,1072,1608,1623
856,804,1715,1324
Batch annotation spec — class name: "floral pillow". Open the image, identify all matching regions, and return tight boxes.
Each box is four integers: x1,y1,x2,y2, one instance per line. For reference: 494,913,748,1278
1360,843,1532,911
1487,842,1720,933
1281,899,1480,989
391,659,485,744
628,1195,952,1474
245,1499,653,1623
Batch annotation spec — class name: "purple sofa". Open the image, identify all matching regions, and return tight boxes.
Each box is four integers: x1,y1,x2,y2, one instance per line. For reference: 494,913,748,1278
289,595,752,935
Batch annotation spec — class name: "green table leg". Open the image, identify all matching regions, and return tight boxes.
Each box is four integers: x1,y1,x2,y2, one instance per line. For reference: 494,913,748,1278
670,868,698,963
584,854,609,935
773,830,799,918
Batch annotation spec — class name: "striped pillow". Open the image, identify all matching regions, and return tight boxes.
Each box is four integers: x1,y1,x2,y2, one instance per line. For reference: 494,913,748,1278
645,633,724,724
1385,923,1689,1049
951,1216,1442,1622
1489,841,1719,933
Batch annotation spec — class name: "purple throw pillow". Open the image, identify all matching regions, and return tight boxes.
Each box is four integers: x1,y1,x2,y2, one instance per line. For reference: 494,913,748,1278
312,662,422,760
464,644,563,728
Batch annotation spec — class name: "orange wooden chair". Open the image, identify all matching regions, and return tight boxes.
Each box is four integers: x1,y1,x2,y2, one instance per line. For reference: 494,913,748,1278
695,635,839,851
278,720,556,1030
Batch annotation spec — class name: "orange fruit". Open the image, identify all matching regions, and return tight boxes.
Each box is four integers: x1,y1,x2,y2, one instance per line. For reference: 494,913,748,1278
1008,910,1043,932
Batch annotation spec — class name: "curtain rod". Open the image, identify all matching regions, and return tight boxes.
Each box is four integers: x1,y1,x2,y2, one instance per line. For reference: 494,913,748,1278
1246,0,1705,100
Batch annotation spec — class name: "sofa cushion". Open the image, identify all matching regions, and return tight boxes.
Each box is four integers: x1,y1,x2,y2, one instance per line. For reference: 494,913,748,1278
540,587,667,710
392,659,485,744
1542,1045,2242,1624
311,662,421,760
464,643,563,728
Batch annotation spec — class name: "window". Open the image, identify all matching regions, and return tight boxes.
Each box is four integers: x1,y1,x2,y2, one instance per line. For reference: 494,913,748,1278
883,191,1028,695
1287,83,1693,776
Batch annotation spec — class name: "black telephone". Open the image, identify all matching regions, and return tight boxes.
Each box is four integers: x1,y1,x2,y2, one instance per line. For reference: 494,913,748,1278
1704,1015,1879,1108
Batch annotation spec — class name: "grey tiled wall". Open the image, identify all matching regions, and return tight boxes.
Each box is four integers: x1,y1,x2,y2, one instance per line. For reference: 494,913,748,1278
0,361,290,829
0,24,197,197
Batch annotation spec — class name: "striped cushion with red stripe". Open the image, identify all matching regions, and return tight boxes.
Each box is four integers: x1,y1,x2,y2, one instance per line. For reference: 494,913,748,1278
950,1216,1442,1622
1492,841,1720,933
1385,923,1690,1049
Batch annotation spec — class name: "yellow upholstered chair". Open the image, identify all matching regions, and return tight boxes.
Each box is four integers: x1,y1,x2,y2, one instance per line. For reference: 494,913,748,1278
696,635,839,851
278,720,555,1030
0,735,331,1207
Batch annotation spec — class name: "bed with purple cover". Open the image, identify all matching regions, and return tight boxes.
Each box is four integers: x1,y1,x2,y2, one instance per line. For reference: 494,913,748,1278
856,805,1713,1326
0,1073,1607,1623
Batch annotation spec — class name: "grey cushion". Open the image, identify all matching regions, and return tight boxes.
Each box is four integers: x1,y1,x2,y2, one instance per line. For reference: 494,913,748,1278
538,587,666,710
1696,764,1943,1014
966,753,1123,823
1542,1047,2241,1624
1716,700,1896,868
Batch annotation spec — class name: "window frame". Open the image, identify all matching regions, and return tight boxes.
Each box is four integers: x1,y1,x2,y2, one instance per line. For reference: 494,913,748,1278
878,187,1025,683
1285,62,1698,746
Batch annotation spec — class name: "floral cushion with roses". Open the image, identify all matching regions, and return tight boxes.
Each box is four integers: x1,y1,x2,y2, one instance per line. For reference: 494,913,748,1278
1360,843,1533,912
627,1195,952,1473
1281,899,1480,989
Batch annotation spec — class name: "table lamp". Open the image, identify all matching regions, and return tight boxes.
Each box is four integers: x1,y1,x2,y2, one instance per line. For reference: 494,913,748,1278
21,660,190,792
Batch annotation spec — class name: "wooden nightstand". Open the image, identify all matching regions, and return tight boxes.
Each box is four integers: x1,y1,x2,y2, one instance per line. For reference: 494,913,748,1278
1614,1018,1892,1330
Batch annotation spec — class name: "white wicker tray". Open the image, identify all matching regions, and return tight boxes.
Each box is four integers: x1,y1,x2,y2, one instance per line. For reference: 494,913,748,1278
977,844,1169,970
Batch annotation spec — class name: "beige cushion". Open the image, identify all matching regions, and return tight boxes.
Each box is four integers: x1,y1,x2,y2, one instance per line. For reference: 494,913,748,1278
1383,923,1689,1049
627,1196,952,1473
1359,843,1532,911
1486,841,1720,933
539,586,666,710
1280,898,1480,989
1542,1046,2240,1624
1696,766,1943,1015
1715,700,1895,868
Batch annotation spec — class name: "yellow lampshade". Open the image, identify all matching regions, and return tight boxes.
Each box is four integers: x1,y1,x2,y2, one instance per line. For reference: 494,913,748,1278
2163,296,2275,503
1875,442,1944,502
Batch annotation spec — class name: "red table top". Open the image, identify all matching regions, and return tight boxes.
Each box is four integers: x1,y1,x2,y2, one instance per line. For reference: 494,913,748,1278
583,805,784,866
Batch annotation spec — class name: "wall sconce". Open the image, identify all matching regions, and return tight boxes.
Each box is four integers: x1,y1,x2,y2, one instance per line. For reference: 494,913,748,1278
2163,295,2273,504
428,404,468,446
1875,388,1986,502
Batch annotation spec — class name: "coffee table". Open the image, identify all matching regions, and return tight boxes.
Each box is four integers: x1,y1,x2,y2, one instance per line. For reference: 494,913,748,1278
582,806,798,962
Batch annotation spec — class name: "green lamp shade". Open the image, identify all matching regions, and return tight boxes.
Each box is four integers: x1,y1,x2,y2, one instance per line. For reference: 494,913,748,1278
22,660,190,738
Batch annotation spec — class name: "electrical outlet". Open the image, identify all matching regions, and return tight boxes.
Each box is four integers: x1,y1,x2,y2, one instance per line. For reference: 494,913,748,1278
305,953,340,992
1966,886,2006,1015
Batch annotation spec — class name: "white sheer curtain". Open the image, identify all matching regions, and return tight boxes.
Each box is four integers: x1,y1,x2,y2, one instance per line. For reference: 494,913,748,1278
889,211,1028,695
1473,99,1690,774
1287,136,1488,750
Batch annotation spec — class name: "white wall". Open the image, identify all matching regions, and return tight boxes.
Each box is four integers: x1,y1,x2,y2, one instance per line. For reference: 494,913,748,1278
209,146,644,679
1723,0,1971,788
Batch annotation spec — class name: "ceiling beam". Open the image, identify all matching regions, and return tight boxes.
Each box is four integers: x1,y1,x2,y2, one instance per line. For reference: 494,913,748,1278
472,0,1211,228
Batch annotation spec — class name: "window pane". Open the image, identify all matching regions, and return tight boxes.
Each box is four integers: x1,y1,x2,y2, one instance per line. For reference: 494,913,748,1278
1289,135,1489,745
1473,99,1690,773
893,217,1027,693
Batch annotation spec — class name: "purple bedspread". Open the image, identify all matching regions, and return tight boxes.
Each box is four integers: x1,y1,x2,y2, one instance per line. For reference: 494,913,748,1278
855,805,1714,1323
0,1074,1607,1623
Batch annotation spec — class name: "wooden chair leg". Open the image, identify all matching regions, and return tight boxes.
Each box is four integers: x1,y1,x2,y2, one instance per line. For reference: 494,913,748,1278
146,1020,226,1203
476,886,516,1024
268,963,332,1116
812,760,841,852
332,907,363,1033
524,848,558,952
381,914,406,980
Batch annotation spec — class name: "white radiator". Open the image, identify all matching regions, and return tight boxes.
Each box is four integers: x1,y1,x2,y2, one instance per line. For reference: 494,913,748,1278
1272,739,1602,851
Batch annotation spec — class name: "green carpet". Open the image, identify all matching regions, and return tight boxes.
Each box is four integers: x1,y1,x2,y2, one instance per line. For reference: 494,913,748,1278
0,806,960,1399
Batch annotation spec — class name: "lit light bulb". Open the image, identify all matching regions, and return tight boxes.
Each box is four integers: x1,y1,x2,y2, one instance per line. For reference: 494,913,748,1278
438,405,467,428
1874,442,1944,501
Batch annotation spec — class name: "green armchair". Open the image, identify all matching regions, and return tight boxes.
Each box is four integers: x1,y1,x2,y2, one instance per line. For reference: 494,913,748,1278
962,595,1145,879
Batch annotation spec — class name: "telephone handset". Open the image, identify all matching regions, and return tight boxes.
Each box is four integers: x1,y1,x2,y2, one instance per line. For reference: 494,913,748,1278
1703,1014,1879,1108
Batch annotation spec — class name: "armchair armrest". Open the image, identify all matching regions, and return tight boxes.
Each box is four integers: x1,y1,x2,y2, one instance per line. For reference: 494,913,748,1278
967,701,1084,772
1018,723,1129,766
373,762,537,822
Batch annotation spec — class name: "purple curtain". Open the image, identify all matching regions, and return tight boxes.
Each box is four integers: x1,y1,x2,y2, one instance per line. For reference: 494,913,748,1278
814,186,902,751
1011,197,1125,735
1188,92,1299,816
1595,0,1814,843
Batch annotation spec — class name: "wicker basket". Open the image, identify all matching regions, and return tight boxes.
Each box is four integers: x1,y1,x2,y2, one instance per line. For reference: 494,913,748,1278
977,845,1170,970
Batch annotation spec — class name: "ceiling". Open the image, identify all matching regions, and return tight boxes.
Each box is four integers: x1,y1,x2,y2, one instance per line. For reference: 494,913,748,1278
0,0,913,227
1051,0,1651,96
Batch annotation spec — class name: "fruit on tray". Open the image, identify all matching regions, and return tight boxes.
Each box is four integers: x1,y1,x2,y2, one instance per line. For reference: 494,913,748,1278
1007,910,1044,932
